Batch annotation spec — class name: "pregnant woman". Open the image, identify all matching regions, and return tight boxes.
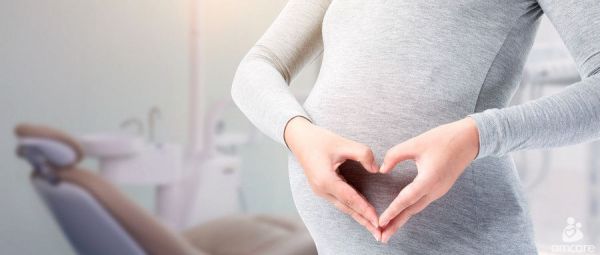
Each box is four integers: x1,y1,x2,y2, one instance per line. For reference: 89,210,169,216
231,0,600,254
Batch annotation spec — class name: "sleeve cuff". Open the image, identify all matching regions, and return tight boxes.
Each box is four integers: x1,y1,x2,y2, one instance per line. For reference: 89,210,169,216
467,109,503,160
280,114,313,151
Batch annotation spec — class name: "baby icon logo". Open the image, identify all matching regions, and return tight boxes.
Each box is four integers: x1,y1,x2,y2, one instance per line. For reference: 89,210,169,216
562,217,584,243
552,217,595,253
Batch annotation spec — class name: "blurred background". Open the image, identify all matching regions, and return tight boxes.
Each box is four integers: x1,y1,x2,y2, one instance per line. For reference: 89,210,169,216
0,1,598,254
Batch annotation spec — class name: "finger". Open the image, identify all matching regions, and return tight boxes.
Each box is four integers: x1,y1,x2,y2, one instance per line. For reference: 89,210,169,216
327,178,379,228
381,195,431,244
338,143,379,173
379,141,415,174
325,194,382,241
379,175,429,227
379,141,416,174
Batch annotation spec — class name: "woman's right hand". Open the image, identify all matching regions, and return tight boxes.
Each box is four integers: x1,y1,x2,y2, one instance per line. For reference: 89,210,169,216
284,116,382,241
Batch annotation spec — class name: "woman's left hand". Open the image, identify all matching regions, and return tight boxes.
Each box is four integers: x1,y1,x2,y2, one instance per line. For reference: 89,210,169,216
377,117,480,243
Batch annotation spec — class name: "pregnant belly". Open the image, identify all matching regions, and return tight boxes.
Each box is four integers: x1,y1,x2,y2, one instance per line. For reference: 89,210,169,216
303,71,479,156
301,72,480,213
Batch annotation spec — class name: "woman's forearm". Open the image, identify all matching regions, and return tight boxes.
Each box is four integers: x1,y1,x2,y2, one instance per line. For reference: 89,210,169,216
469,72,600,159
230,0,330,147
231,57,314,146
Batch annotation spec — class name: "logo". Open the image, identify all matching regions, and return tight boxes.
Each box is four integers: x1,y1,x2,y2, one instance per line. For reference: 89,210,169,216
562,217,584,243
551,217,596,254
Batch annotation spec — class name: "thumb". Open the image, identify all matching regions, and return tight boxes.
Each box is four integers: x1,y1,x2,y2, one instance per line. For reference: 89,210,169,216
379,141,416,174
338,142,379,173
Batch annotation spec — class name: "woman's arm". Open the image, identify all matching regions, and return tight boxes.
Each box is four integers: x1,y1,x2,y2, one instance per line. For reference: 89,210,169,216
231,0,330,147
231,0,384,240
468,0,600,159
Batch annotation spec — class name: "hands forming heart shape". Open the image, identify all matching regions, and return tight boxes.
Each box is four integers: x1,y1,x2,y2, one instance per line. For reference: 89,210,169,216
284,116,480,244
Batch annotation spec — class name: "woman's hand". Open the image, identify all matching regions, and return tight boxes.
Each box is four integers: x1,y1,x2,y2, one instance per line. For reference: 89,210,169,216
377,117,480,243
285,116,382,241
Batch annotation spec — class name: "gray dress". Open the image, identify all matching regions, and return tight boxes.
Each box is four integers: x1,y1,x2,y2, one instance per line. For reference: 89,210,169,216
231,0,600,254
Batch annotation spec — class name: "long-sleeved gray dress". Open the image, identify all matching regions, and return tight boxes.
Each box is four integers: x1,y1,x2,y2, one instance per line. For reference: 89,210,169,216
231,0,600,254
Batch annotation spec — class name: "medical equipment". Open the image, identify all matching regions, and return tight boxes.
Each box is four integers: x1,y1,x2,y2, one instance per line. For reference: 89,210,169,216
78,103,254,230
14,123,317,255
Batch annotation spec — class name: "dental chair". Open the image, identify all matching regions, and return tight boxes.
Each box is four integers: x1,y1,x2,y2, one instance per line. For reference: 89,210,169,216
14,124,317,255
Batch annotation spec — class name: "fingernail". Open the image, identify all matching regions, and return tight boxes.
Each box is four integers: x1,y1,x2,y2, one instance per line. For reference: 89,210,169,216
372,232,380,242
379,163,385,173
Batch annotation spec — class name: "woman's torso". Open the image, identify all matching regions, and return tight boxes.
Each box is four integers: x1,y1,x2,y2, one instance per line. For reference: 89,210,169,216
292,1,542,253
304,0,540,152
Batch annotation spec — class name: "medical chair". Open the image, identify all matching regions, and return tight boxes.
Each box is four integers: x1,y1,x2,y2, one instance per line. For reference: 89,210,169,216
14,124,317,255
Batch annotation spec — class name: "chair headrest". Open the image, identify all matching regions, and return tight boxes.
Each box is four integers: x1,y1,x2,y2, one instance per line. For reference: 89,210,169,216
15,124,83,168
